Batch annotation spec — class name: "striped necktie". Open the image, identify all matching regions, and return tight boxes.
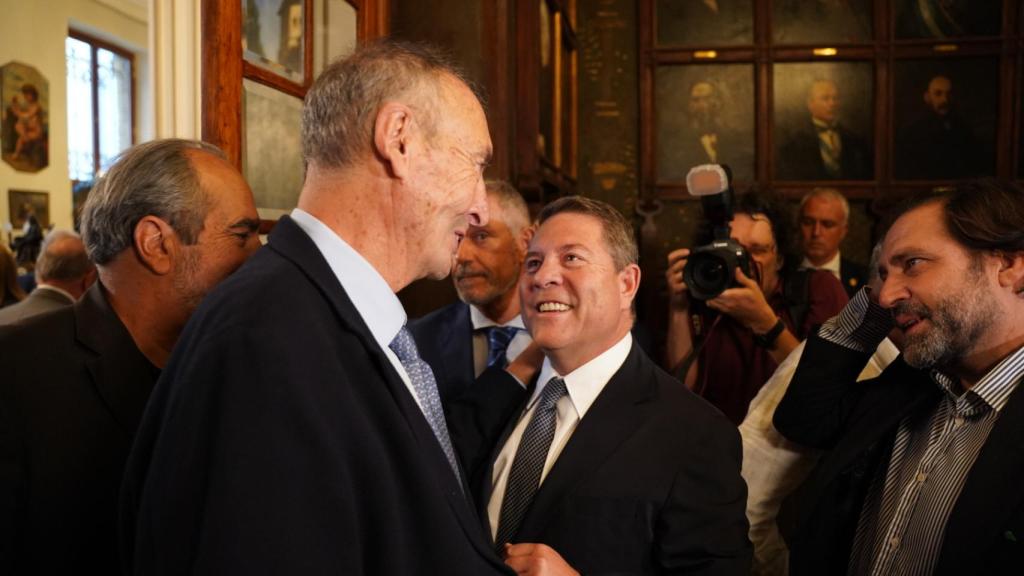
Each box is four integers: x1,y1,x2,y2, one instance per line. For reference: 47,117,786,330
486,326,520,369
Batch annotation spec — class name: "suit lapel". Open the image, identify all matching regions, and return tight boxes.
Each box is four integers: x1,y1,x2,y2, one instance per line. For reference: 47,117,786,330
515,343,655,541
937,378,1024,574
267,217,498,560
76,284,157,437
442,303,475,387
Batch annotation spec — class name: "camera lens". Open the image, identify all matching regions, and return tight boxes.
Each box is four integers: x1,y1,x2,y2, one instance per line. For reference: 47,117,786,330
690,254,727,296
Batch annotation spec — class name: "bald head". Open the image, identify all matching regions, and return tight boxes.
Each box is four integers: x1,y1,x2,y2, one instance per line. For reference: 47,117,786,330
35,230,96,300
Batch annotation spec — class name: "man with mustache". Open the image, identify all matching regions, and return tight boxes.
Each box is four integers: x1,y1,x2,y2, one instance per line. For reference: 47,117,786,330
895,74,983,180
410,180,534,407
774,180,1024,575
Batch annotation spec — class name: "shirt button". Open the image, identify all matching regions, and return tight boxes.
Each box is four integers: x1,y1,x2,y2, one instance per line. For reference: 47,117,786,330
889,536,901,549
954,416,965,427
916,471,928,483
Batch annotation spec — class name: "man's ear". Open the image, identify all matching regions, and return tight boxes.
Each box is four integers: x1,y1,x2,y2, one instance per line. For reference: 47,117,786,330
373,102,414,180
995,251,1024,295
517,225,535,256
133,215,177,275
618,263,641,307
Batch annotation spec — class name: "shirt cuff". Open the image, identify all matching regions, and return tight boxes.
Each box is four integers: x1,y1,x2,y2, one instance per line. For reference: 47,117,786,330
817,286,893,352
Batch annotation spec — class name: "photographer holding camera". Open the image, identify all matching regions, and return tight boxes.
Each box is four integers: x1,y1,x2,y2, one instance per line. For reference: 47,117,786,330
665,168,848,425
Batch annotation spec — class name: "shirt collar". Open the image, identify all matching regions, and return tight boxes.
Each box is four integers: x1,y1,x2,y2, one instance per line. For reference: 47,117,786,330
932,344,1024,416
35,283,76,302
812,117,838,131
290,208,407,350
530,333,633,420
800,251,842,276
469,304,526,331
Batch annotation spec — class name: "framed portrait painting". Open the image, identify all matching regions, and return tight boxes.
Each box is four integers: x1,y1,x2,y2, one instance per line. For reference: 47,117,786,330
8,189,50,229
773,62,874,181
655,64,755,183
892,58,998,180
243,0,309,86
1,61,49,173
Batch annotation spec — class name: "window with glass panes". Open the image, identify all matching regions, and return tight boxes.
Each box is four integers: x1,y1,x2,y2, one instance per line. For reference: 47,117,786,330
66,31,134,182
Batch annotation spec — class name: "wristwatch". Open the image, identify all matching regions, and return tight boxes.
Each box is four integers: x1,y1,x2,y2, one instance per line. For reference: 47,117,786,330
753,318,785,349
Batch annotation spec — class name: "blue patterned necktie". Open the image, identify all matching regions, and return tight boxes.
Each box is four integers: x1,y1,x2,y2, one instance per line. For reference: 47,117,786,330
494,376,569,549
486,326,521,369
389,326,461,485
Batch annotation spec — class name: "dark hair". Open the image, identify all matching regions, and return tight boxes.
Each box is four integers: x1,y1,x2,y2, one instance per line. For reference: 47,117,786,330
537,195,638,270
693,187,799,273
1,244,26,304
881,180,1024,256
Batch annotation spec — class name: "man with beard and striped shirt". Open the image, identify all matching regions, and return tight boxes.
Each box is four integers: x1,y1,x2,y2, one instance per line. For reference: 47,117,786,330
774,180,1024,575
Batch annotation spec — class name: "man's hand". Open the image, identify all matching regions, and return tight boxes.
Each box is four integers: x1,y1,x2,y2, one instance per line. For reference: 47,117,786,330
506,341,545,386
706,267,778,334
665,248,691,310
502,543,580,576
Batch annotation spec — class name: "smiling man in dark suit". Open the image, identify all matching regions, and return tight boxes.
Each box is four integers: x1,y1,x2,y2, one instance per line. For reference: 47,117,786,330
121,41,513,575
776,180,1024,575
455,196,751,575
0,138,260,575
410,180,533,406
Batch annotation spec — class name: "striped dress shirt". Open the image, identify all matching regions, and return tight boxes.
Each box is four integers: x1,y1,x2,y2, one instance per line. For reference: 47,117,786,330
819,289,1024,576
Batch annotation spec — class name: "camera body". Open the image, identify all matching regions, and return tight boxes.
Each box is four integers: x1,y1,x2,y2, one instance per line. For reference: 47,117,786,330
682,164,751,300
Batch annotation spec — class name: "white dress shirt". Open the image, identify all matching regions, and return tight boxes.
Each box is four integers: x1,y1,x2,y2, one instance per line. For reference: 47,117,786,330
487,333,633,539
800,251,842,281
289,208,421,411
469,305,531,376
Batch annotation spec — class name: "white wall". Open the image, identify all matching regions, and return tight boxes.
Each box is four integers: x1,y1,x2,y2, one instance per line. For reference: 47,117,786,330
0,0,149,240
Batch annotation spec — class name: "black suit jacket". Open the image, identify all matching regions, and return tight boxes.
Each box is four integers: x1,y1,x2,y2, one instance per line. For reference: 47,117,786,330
0,283,157,575
777,120,872,180
121,216,511,575
410,301,475,406
839,256,867,298
452,342,752,575
0,286,74,325
774,335,1024,575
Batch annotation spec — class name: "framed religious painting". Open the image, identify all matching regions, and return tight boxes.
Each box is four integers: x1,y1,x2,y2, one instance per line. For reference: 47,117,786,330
1,62,49,173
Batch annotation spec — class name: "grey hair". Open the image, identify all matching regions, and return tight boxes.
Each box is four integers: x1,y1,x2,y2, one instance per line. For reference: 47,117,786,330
35,229,93,282
485,180,530,234
80,139,224,265
302,39,479,170
800,187,851,224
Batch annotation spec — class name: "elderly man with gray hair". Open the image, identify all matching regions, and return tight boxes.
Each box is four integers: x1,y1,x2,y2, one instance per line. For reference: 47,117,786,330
0,138,259,575
122,39,509,575
0,229,96,325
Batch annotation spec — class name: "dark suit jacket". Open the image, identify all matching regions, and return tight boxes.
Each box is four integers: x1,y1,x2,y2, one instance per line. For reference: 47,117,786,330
777,120,872,180
0,286,73,325
774,335,1024,575
0,283,157,575
120,216,511,575
452,342,752,575
410,301,475,407
839,256,867,299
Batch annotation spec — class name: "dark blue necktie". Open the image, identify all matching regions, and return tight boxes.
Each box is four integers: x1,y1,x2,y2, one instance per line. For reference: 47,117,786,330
486,326,520,369
494,376,568,549
389,326,461,485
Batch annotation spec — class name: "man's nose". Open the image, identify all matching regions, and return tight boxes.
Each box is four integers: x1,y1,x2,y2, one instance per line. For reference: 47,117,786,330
468,178,488,227
877,275,907,309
